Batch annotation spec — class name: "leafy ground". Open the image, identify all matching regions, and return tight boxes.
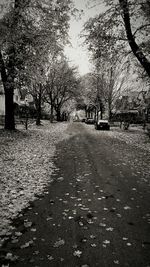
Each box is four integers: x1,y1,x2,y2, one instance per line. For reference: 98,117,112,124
109,125,150,152
85,124,150,152
0,122,149,249
86,123,150,187
0,122,150,266
0,121,69,247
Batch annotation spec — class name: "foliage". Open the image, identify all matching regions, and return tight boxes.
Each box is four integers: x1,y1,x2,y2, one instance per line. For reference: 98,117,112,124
0,0,75,129
80,53,128,119
81,0,150,120
83,0,150,78
44,56,81,121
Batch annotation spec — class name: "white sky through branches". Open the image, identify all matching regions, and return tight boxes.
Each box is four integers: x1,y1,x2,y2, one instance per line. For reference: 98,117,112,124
64,0,105,76
0,0,105,76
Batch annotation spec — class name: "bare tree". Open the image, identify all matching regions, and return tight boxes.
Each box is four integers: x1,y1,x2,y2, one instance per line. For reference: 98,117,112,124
44,57,80,122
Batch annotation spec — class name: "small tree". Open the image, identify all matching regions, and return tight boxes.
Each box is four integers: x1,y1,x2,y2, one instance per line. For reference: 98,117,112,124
45,57,80,122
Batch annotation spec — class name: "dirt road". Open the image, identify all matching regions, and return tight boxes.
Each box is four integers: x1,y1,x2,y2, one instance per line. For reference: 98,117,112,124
1,122,150,267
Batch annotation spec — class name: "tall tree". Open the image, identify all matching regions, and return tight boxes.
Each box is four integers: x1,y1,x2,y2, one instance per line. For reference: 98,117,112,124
119,0,150,77
84,0,150,78
0,0,74,129
0,0,26,130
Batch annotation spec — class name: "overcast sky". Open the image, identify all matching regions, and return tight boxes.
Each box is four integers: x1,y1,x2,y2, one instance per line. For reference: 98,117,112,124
0,0,104,76
64,0,105,76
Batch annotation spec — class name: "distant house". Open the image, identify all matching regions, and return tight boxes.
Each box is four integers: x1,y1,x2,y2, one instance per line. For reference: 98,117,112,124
86,104,96,119
114,90,150,122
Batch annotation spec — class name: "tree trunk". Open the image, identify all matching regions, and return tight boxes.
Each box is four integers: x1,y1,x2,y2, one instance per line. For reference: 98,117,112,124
5,88,15,130
36,86,42,126
108,102,112,120
100,110,103,119
99,101,103,119
0,51,15,130
119,0,150,77
108,110,112,120
50,104,54,123
56,108,61,121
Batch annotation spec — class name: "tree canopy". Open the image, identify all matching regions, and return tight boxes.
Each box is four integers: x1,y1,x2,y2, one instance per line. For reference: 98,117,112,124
0,0,76,129
44,55,81,122
83,0,150,78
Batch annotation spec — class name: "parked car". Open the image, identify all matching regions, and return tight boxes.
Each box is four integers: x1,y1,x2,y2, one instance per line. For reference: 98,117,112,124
95,119,110,130
85,118,95,124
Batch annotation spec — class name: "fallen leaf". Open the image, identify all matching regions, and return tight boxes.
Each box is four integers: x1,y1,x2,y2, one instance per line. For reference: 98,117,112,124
33,251,39,255
106,227,114,231
47,255,54,260
30,228,36,232
24,221,32,228
73,250,82,257
15,232,22,237
99,223,106,227
114,260,119,264
5,253,19,262
126,242,132,246
21,240,33,249
103,240,110,244
124,206,131,210
53,238,65,248
91,243,96,247
57,177,64,182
